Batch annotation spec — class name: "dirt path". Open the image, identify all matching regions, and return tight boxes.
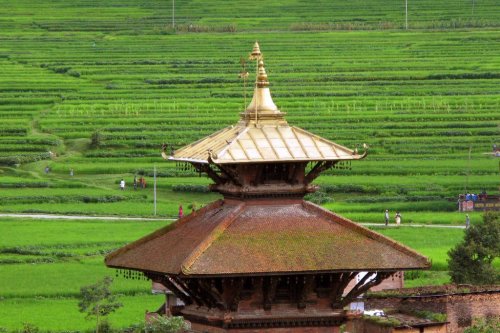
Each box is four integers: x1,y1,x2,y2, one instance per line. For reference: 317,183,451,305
0,213,464,228
0,213,174,221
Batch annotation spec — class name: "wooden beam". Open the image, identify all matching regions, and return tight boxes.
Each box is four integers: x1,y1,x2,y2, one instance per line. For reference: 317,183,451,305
341,272,393,307
297,275,314,309
331,272,356,308
262,276,278,310
160,275,193,305
223,278,244,311
305,161,336,184
216,164,242,186
199,279,228,310
184,278,212,308
194,163,225,184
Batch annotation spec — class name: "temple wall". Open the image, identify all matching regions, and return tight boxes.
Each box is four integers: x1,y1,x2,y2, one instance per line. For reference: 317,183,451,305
346,319,447,333
189,323,340,333
365,290,500,333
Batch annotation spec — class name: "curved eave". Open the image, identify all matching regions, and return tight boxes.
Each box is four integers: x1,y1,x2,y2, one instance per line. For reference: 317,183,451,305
165,152,366,165
175,266,425,279
167,156,210,164
211,152,367,165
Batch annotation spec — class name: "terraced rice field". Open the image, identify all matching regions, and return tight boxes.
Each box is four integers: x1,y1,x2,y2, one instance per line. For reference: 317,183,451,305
1,30,498,219
0,0,499,330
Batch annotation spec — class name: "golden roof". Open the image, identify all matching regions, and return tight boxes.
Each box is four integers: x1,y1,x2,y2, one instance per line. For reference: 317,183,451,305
168,42,366,165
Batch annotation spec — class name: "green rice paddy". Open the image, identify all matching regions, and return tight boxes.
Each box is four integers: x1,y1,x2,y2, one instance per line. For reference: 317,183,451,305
0,0,499,330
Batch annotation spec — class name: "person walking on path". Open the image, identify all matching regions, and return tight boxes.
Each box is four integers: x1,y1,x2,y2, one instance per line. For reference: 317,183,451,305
120,179,125,190
465,214,470,229
178,205,183,219
384,209,390,226
395,211,401,226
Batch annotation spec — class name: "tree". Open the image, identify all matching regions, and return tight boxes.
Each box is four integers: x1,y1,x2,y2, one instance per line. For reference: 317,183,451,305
448,212,500,284
78,276,123,333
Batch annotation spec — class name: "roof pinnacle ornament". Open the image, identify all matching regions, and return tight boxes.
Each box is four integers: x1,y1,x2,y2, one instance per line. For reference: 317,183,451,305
256,60,269,88
249,41,262,60
244,42,279,119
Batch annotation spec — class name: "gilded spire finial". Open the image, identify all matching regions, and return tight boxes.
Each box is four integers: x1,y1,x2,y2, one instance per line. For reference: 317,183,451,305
249,41,262,60
256,60,269,88
243,42,282,122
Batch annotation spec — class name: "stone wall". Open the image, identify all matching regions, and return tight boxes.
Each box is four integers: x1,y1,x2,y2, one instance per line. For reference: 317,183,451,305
365,288,500,333
346,319,447,333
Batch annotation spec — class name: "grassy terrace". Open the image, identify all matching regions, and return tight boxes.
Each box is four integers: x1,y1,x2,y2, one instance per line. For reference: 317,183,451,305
0,217,475,331
0,0,499,330
1,30,498,217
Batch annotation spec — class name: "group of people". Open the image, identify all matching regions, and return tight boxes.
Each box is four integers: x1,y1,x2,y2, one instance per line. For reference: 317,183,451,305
464,191,487,202
133,176,147,190
384,209,402,226
119,176,147,190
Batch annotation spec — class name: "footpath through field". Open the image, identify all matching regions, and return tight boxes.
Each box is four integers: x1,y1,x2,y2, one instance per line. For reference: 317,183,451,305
0,213,465,228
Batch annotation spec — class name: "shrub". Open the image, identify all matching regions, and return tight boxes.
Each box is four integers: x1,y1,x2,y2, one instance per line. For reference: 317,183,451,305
448,212,500,284
68,70,81,78
172,184,209,193
125,316,188,333
305,191,333,205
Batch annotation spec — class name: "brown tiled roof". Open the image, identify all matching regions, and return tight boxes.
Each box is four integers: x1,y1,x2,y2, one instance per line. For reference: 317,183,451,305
105,199,430,276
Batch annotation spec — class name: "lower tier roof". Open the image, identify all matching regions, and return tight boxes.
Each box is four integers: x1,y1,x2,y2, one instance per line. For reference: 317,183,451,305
105,199,430,276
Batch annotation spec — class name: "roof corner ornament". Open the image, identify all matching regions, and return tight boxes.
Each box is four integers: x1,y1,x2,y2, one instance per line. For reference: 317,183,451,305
361,143,369,158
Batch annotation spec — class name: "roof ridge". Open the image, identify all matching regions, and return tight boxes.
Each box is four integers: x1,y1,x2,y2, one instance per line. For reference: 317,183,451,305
301,200,431,268
181,201,246,275
291,126,360,159
215,127,250,162
105,200,225,267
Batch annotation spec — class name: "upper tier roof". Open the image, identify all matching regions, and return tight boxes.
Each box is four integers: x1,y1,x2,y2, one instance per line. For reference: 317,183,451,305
167,42,366,165
170,124,363,164
105,199,430,276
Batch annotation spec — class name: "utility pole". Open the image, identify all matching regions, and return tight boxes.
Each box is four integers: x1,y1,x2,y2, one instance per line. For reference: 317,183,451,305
172,0,175,29
405,0,408,30
465,146,472,194
154,164,157,216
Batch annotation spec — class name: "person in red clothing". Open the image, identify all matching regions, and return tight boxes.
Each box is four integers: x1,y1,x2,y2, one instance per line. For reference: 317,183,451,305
178,205,183,219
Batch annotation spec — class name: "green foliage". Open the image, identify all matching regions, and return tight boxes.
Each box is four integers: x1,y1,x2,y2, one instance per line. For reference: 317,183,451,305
91,131,103,149
78,277,123,333
448,212,500,284
171,184,209,193
464,317,500,333
20,323,39,333
127,316,188,333
304,190,333,204
411,310,447,322
363,315,401,327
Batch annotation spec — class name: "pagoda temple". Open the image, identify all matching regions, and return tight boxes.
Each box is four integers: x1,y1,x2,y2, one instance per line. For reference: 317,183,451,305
106,43,430,332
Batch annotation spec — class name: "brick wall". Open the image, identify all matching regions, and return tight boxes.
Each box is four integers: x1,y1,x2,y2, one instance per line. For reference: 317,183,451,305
345,319,447,333
365,289,500,333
